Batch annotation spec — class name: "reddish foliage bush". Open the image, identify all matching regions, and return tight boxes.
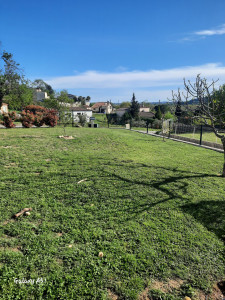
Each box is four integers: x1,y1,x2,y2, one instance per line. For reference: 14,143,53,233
1,111,16,128
21,110,35,128
43,109,58,127
33,111,45,127
24,105,47,114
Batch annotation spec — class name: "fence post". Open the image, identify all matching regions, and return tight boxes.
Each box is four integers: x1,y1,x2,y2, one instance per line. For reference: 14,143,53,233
199,125,203,145
146,122,148,134
72,111,74,127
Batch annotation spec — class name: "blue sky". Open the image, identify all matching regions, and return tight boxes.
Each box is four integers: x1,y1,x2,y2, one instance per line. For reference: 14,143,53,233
1,0,225,102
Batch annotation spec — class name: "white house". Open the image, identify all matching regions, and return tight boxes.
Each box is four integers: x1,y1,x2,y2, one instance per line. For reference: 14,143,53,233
70,107,93,122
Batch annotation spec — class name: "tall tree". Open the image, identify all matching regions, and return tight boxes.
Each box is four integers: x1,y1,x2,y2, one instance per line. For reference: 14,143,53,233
174,90,182,121
0,51,22,107
32,79,54,96
155,106,162,120
130,93,140,119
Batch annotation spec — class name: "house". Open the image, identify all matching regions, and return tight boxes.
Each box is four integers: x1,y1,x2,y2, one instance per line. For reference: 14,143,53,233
0,103,8,114
33,88,49,102
70,107,93,122
92,101,113,113
115,107,130,118
139,107,150,112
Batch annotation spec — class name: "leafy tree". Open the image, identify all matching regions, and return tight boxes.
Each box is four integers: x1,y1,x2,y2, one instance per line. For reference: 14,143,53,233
78,96,83,103
130,93,140,119
81,97,86,106
0,51,22,108
6,83,33,110
120,101,130,108
32,79,54,96
86,96,91,102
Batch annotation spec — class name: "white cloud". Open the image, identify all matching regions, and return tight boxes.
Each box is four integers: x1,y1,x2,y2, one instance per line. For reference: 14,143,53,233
195,24,225,36
45,63,225,102
46,63,225,89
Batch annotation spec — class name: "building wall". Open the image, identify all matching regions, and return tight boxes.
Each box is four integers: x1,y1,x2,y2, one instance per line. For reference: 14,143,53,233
0,103,8,114
139,107,150,112
71,110,92,122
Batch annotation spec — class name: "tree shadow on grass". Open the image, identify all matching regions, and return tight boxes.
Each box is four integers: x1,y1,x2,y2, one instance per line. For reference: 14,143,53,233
91,160,220,222
181,200,225,241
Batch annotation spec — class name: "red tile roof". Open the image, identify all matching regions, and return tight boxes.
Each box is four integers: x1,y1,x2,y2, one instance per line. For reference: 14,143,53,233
92,102,108,108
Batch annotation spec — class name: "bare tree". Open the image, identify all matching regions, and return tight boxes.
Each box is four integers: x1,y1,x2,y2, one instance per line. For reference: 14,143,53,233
171,74,225,176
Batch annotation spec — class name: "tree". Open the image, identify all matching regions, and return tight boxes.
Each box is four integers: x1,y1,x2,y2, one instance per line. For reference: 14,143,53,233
32,79,54,96
172,74,225,176
130,93,140,119
174,90,182,120
6,83,33,110
0,51,22,108
155,106,162,120
119,101,130,108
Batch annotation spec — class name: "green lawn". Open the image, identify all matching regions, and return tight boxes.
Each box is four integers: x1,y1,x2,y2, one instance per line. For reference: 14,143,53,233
0,127,225,299
173,131,222,145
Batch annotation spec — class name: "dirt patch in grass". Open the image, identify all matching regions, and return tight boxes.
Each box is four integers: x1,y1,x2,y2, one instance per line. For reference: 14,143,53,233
195,281,225,300
55,232,63,237
139,287,150,300
0,246,22,253
107,289,119,300
150,278,184,293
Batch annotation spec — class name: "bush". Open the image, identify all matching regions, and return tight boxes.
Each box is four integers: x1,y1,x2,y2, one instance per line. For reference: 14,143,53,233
152,119,162,129
1,111,17,128
24,105,47,114
21,110,35,128
43,109,58,127
33,111,45,127
78,114,87,127
131,119,146,127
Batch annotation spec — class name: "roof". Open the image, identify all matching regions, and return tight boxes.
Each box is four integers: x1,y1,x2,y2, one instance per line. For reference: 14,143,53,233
92,102,109,109
116,108,130,111
139,112,155,118
70,106,92,111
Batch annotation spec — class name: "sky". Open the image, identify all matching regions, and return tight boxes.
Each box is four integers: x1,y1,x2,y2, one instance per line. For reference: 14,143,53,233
1,0,225,103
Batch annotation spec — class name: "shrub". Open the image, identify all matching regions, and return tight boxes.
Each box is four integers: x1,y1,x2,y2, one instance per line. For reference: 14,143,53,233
33,111,45,127
152,119,162,129
78,114,87,127
1,111,17,128
21,110,35,128
131,120,146,127
43,109,58,127
24,105,47,114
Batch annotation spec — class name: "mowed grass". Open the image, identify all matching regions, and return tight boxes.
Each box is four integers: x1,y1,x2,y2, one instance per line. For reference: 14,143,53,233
0,127,224,299
175,131,223,144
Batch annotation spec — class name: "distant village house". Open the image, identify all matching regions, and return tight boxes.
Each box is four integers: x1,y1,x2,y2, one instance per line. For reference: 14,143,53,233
92,101,113,114
70,107,93,122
